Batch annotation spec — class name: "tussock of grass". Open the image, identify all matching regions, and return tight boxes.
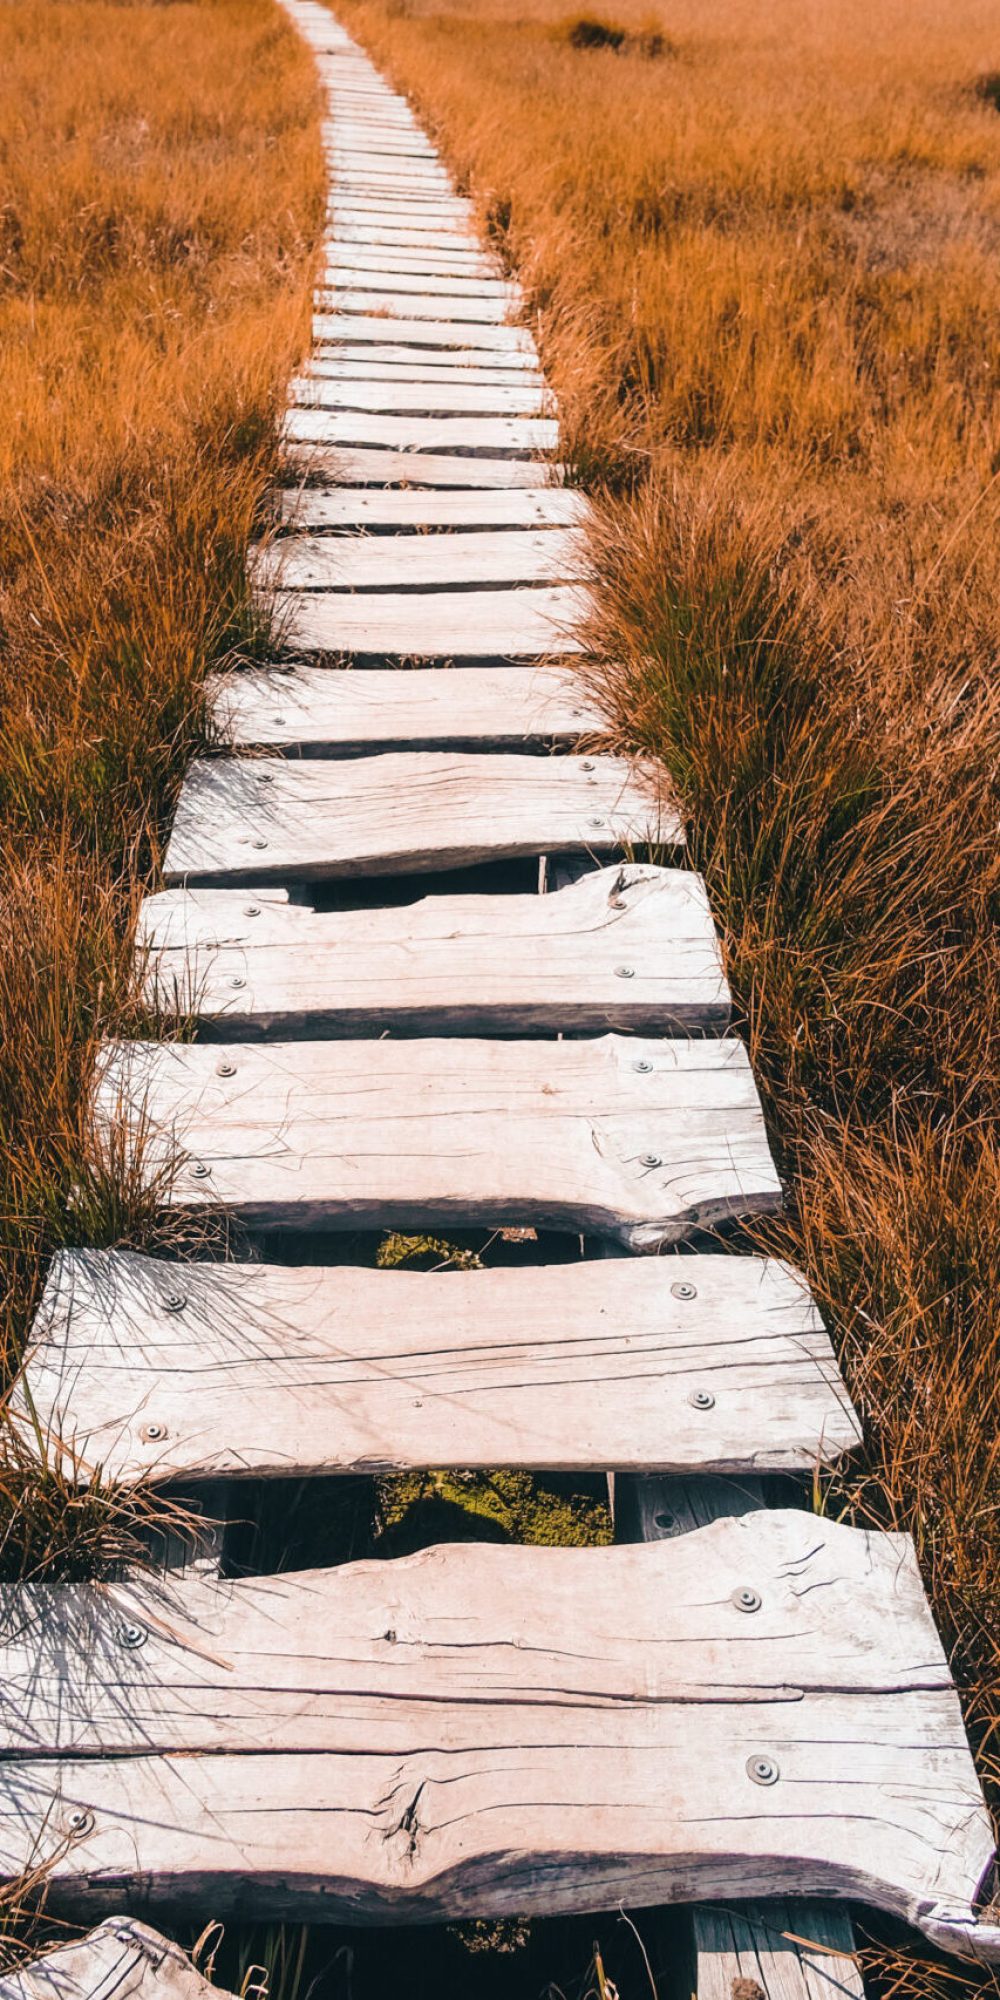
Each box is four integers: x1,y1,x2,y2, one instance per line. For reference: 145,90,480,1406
325,0,999,1981
0,0,323,1598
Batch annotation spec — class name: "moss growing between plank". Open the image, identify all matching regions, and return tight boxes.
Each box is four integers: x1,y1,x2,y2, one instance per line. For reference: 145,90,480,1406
374,1469,612,1555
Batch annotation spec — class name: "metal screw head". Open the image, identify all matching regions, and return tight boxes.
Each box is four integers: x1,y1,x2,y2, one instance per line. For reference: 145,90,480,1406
161,1291,186,1314
580,759,595,772
747,1754,780,1786
640,1152,662,1169
587,815,606,829
216,1059,236,1078
251,838,268,850
671,1280,698,1301
731,1586,762,1614
255,772,275,785
190,1160,211,1179
632,1058,653,1073
66,1808,94,1838
117,1622,147,1650
614,965,635,980
243,904,261,918
140,1422,166,1444
688,1388,715,1410
229,975,246,990
272,716,285,727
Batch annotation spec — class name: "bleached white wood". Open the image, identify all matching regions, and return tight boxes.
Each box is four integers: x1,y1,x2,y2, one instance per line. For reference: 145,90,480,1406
333,222,484,250
315,288,515,325
162,752,674,884
322,246,497,278
139,865,728,1035
256,527,586,588
276,485,585,528
312,312,534,352
694,1904,864,2000
18,1248,858,1482
275,583,590,657
208,662,600,751
91,1032,775,1248
292,374,552,415
286,444,560,488
329,198,476,225
309,341,542,372
323,268,514,303
322,129,435,156
285,408,558,455
0,1921,235,2000
0,1519,995,1956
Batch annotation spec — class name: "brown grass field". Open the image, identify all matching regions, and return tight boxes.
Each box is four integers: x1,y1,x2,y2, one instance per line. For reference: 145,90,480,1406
2,0,1000,1989
0,0,322,1576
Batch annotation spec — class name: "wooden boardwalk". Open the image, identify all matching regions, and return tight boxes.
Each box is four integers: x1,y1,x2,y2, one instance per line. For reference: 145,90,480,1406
9,0,1000,1989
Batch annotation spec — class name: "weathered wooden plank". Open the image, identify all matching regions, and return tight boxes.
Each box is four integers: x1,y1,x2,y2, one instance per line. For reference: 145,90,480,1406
286,444,559,488
140,865,728,1034
285,409,558,456
312,312,534,352
163,752,671,885
91,1031,776,1246
694,1904,864,2000
332,221,484,250
315,288,514,325
0,1921,234,2000
277,485,585,528
274,583,590,657
322,246,498,277
306,354,542,383
322,129,435,156
208,662,600,751
292,373,551,414
0,1518,995,1955
257,527,586,588
18,1247,859,1483
323,268,514,302
328,198,476,226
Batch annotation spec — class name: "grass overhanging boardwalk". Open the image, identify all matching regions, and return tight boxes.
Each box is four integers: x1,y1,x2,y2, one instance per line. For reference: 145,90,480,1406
8,0,1000,1988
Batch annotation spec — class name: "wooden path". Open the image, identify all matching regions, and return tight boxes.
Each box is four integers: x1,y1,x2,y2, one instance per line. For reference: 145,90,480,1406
8,0,1000,1989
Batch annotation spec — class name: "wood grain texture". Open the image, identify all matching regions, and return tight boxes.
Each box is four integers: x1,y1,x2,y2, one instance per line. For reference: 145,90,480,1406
331,222,486,249
274,584,592,657
18,1246,859,1482
284,409,557,454
256,527,585,588
291,374,553,414
0,1921,234,2000
207,662,602,752
314,290,515,326
286,444,560,488
694,1904,864,2000
90,1031,778,1247
305,353,544,381
322,268,514,302
319,247,499,277
161,752,675,885
0,1516,994,1954
139,864,728,1034
277,486,584,528
311,312,535,351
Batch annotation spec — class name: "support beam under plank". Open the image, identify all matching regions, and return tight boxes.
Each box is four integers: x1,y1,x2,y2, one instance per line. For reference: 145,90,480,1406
0,1920,235,2000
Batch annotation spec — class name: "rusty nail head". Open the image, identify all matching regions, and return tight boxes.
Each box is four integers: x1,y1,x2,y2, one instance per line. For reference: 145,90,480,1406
671,1280,698,1301
747,1755,779,1786
732,1587,762,1614
689,1388,715,1410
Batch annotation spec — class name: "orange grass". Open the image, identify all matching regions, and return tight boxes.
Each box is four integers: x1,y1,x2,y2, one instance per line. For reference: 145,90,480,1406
325,0,1000,1981
0,0,324,1589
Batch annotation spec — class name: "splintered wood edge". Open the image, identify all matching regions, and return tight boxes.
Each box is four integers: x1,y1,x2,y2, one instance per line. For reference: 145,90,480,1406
0,1919,235,2000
